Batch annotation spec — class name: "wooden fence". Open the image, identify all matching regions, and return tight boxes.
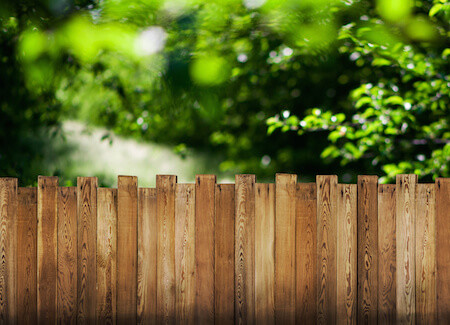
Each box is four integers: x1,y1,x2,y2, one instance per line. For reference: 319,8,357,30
0,174,449,324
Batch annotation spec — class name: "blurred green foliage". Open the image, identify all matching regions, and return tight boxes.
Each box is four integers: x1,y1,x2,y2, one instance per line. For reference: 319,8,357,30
1,0,449,184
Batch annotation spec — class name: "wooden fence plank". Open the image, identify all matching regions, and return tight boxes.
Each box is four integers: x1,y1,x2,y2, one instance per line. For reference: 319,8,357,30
316,175,338,324
195,175,216,324
396,174,417,324
235,174,256,325
77,177,97,324
97,188,117,324
117,176,138,324
436,178,450,324
157,175,177,324
215,184,235,325
138,188,157,324
357,175,378,324
296,183,317,324
275,174,297,324
378,184,396,324
415,184,436,325
17,187,37,324
255,183,275,325
57,187,77,324
0,178,17,324
337,184,357,325
38,176,58,325
175,184,195,324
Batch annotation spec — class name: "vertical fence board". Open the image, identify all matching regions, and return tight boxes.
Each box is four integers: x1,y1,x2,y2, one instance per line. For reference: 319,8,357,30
235,174,256,325
378,185,396,324
296,183,317,324
0,178,17,324
195,175,216,324
337,184,357,325
357,175,378,324
77,177,97,324
396,174,417,324
215,184,235,325
436,178,450,324
17,187,37,324
255,183,275,325
175,184,195,324
415,184,436,325
97,188,117,324
157,175,177,324
138,188,157,324
117,176,138,324
316,175,338,324
38,176,58,324
57,187,77,324
275,174,297,324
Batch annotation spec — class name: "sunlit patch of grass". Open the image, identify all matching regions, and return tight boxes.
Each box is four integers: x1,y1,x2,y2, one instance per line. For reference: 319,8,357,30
54,121,233,187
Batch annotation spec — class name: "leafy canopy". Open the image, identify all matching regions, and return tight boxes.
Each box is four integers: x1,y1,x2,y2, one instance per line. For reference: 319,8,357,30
1,0,449,184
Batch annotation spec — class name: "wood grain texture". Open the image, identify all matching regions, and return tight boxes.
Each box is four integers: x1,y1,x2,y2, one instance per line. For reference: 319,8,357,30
357,175,378,325
175,184,195,324
337,184,357,325
157,175,177,324
138,188,157,325
378,185,396,324
435,178,450,324
0,179,17,325
415,184,436,325
255,183,275,325
195,175,216,324
316,175,338,325
97,188,117,325
117,176,138,324
296,183,317,324
396,174,417,324
215,184,235,325
275,174,297,324
57,187,77,324
235,174,256,325
17,187,37,324
38,176,58,325
77,177,98,324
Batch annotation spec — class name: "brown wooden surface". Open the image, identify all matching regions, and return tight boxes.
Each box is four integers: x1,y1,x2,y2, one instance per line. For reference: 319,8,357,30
316,175,338,324
17,187,37,324
337,184,357,325
77,177,97,324
255,183,275,325
57,187,77,324
195,175,216,324
138,188,157,324
0,178,17,324
97,188,117,324
378,184,396,324
235,174,256,325
396,174,417,324
357,175,378,325
157,175,177,324
275,174,297,324
215,184,235,325
415,184,436,325
436,178,450,324
117,176,138,324
175,184,196,324
5,175,450,323
296,183,317,324
38,176,58,325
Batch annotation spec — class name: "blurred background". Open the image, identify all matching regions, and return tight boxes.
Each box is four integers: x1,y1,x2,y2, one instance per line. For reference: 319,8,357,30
0,0,448,186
